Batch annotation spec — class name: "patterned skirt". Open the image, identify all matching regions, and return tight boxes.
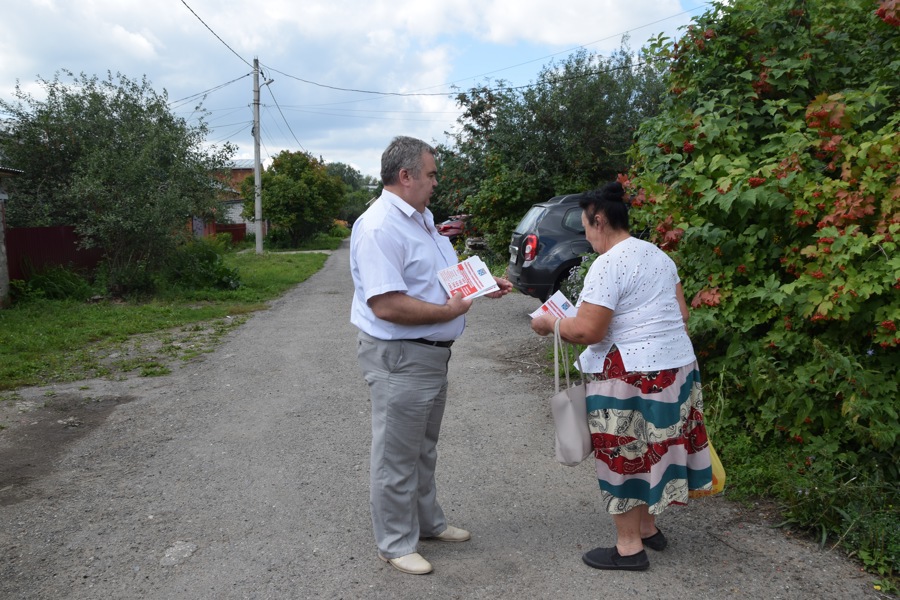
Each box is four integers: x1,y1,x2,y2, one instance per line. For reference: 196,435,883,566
587,346,712,515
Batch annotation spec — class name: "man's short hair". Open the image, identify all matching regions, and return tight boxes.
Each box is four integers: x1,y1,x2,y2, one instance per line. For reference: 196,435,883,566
381,136,435,186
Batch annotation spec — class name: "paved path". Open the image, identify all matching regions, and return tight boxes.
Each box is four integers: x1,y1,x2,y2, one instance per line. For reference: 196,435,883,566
0,241,877,599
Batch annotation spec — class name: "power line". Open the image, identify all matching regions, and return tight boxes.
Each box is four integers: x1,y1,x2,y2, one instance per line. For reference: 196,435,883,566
257,4,708,101
278,107,459,123
210,122,252,145
198,51,664,153
504,59,651,93
263,84,306,152
168,74,251,108
182,3,708,157
179,0,253,68
204,106,255,126
261,65,455,98
261,105,289,148
275,104,462,115
205,120,253,129
446,4,709,87
258,122,275,160
263,57,642,102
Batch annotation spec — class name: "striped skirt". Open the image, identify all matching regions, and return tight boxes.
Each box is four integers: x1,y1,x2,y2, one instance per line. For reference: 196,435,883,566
586,346,712,515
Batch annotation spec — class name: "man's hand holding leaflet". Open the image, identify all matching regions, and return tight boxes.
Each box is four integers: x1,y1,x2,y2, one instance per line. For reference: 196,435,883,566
437,256,500,299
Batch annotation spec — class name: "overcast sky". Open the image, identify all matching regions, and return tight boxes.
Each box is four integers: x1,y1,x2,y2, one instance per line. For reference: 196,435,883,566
1,1,709,178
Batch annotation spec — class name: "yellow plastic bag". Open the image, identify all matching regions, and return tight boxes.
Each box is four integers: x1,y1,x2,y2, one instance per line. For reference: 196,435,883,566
689,439,726,498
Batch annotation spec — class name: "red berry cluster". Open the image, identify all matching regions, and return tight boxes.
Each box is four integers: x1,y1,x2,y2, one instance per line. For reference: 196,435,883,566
876,1,900,27
748,177,766,188
752,67,773,97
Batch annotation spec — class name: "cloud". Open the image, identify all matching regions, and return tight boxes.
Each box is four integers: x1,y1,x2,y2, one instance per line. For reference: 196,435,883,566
1,0,700,177
473,0,686,47
109,26,160,61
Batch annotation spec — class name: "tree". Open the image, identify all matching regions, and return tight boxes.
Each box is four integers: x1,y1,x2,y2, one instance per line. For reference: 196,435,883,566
433,85,506,219
626,0,898,566
326,161,378,224
434,43,668,259
325,161,364,191
242,151,344,246
0,71,234,293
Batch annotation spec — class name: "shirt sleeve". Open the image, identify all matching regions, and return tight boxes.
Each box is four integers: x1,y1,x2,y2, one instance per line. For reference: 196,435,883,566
355,227,409,301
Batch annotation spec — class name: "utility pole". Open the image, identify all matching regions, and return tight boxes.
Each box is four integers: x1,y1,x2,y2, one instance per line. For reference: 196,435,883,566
252,57,263,255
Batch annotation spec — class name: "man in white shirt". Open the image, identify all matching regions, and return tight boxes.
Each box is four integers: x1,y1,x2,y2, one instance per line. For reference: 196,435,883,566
350,136,511,575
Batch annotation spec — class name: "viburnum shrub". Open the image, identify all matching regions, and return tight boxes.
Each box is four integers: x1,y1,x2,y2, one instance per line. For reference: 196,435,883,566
628,0,898,488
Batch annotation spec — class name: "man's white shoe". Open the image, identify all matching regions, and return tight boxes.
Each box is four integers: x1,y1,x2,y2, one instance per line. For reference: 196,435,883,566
428,525,471,542
378,552,433,575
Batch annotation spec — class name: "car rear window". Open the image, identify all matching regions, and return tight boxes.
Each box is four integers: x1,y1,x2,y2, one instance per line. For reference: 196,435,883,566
514,206,546,234
562,207,585,233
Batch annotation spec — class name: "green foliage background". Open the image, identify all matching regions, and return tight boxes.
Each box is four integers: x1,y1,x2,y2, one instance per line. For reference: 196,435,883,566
0,71,234,294
325,160,379,225
629,0,898,464
625,0,898,583
433,43,667,260
241,150,345,247
435,0,898,585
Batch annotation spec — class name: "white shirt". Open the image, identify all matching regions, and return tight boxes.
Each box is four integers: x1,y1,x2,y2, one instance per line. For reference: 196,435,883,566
577,237,696,372
350,190,463,341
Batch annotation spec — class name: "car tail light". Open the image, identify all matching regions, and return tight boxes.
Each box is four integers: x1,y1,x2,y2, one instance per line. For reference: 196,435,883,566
522,234,538,261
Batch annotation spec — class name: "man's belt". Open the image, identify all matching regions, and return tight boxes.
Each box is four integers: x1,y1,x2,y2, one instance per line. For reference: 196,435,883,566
405,338,454,348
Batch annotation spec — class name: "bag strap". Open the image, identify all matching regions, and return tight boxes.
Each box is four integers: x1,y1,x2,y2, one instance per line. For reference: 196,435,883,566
553,318,585,391
553,318,566,392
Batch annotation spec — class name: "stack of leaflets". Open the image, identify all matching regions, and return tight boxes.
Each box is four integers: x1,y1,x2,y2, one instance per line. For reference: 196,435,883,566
529,290,578,319
437,256,499,299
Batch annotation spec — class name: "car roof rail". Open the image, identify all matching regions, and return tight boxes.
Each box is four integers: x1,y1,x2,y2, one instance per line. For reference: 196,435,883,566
544,193,585,205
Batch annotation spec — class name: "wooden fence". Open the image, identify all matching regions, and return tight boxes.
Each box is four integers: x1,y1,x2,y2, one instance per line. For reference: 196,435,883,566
4,223,246,282
5,226,102,281
215,223,247,243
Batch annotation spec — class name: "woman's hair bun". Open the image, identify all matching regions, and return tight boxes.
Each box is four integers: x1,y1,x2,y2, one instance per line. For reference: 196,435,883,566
578,180,630,231
598,181,625,203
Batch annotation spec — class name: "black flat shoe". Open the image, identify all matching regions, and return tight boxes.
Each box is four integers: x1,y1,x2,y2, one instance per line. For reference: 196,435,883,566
642,528,668,551
582,547,649,571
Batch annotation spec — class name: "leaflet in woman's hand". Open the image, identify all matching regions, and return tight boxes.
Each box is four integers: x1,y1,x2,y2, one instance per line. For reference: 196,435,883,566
529,290,577,319
437,256,500,299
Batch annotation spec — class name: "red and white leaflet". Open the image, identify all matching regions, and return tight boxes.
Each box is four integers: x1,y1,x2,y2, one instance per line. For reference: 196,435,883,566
437,256,499,299
529,290,577,319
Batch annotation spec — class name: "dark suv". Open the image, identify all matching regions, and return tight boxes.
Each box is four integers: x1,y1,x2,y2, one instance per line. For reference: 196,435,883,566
507,193,592,301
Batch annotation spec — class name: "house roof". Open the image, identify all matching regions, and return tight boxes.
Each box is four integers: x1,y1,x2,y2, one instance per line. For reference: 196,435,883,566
0,166,24,177
228,159,255,170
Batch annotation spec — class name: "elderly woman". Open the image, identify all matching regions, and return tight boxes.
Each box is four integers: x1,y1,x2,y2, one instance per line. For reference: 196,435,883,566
532,181,713,571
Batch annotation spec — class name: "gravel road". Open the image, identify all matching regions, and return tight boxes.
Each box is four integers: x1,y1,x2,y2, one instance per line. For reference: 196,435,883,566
0,240,880,599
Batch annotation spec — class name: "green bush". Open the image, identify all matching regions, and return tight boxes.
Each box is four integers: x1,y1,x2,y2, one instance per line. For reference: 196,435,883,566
240,151,345,246
213,232,234,247
328,222,351,238
0,71,235,295
625,0,898,582
263,227,295,250
162,238,241,290
10,265,96,302
716,427,898,591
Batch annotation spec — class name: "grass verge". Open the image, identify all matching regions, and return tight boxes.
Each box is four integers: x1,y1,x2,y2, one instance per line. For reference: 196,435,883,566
0,251,328,391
